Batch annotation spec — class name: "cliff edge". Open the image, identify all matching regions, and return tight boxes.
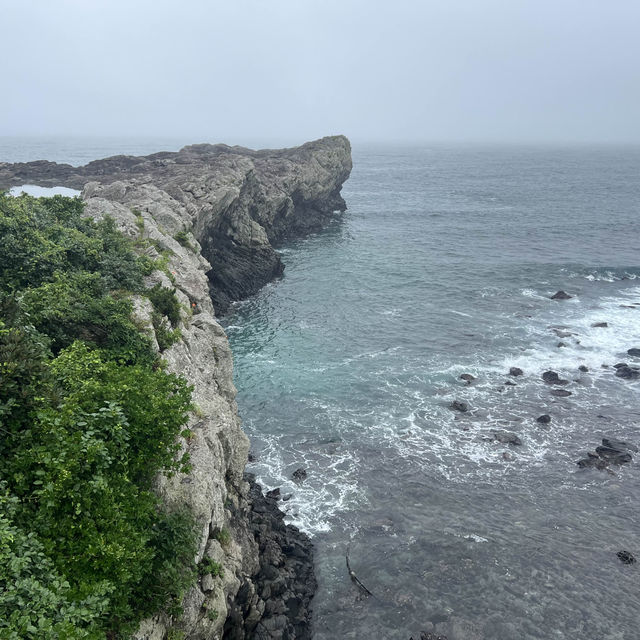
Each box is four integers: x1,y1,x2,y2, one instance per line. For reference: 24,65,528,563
0,135,352,313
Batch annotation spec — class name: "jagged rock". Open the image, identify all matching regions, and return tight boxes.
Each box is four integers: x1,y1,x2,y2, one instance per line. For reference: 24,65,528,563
536,414,551,424
576,437,635,471
0,136,352,314
551,290,572,300
450,400,469,413
617,551,636,565
265,488,281,500
509,367,523,376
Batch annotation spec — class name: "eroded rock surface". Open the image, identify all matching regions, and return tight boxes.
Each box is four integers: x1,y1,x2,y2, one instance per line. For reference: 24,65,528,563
0,136,352,313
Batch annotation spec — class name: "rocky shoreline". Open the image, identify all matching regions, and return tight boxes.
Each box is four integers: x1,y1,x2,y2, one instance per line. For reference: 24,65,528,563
1,137,352,639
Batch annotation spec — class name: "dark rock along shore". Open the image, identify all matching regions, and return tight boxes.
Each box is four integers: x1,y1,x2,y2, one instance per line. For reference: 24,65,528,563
0,138,352,639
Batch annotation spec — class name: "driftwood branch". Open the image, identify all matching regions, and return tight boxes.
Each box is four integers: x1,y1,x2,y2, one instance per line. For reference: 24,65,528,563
346,544,373,597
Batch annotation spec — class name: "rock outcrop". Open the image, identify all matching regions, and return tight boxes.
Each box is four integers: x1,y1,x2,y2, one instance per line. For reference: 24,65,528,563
0,135,352,313
2,137,351,639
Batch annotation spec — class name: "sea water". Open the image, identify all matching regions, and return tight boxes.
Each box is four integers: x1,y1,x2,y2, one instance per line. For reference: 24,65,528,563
2,139,639,639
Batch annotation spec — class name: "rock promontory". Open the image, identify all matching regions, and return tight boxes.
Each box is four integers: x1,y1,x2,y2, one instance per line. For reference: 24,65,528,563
0,135,352,313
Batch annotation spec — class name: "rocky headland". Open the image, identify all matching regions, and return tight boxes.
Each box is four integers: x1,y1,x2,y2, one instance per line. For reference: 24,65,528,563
0,137,351,639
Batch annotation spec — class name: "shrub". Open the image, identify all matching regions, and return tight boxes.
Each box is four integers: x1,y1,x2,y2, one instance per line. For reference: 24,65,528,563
198,558,224,578
0,195,199,638
147,284,182,327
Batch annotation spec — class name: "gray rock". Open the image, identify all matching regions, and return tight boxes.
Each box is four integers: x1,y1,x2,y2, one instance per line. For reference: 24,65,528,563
459,373,475,384
592,322,608,328
551,290,573,300
550,389,572,397
450,400,469,413
615,365,640,379
536,414,551,424
627,348,640,357
492,431,523,446
509,367,523,377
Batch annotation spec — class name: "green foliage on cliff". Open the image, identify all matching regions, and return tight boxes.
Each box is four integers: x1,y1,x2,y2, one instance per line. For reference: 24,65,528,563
0,194,197,639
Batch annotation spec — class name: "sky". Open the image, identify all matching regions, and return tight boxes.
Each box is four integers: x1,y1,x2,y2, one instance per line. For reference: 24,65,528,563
2,0,640,145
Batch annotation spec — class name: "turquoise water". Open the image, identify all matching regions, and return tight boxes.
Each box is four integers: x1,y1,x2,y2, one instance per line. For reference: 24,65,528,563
3,139,640,639
224,145,640,639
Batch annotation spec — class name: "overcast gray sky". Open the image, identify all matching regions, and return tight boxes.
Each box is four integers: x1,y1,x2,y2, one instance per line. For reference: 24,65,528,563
2,0,640,144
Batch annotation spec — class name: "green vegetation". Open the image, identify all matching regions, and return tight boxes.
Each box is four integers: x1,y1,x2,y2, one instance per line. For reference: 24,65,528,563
0,194,198,639
173,230,196,253
198,557,223,578
214,528,231,548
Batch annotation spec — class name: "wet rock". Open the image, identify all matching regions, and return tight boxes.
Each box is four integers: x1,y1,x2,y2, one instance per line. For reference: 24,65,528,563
551,290,572,300
602,437,638,453
509,367,524,377
578,365,589,372
617,550,636,565
492,431,522,446
536,414,551,424
613,362,628,368
627,348,640,357
450,400,469,413
542,371,569,385
266,488,281,500
550,389,572,397
281,493,292,502
248,451,257,463
557,342,567,348
292,468,308,483
459,373,476,384
592,322,608,328
595,446,632,465
504,380,516,386
409,633,449,640
554,329,573,338
577,455,608,470
502,452,513,461
615,365,640,380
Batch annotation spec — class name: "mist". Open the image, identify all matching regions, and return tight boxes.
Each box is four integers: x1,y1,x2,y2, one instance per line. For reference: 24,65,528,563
2,0,640,145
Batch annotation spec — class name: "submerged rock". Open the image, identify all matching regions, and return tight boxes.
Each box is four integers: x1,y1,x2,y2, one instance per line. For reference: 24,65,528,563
492,431,522,446
550,389,572,397
292,468,308,483
617,551,636,565
551,290,573,300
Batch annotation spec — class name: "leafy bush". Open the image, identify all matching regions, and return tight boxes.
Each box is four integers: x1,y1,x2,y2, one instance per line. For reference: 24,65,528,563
0,195,198,638
147,284,182,327
198,558,224,578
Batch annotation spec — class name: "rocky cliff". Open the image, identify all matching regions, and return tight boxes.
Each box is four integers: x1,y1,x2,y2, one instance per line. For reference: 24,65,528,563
0,136,352,313
0,137,351,639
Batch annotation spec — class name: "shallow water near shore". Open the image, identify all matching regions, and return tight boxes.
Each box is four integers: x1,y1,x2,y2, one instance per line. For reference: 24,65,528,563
224,145,640,639
2,139,640,639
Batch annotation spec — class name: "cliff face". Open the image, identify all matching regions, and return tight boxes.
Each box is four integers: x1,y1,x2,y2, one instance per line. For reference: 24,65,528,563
0,137,351,639
0,136,352,313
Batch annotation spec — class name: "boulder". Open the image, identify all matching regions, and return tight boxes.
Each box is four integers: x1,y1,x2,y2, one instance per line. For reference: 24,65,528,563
591,322,608,328
509,367,523,377
551,290,572,300
459,373,476,384
542,371,570,385
536,414,551,424
450,400,469,413
627,348,640,357
578,365,589,372
550,389,572,397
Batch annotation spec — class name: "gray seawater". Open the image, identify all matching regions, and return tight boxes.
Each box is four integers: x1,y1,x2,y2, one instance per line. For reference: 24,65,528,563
2,139,640,639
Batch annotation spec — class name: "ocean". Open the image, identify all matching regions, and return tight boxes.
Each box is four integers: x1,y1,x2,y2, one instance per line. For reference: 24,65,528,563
3,138,640,639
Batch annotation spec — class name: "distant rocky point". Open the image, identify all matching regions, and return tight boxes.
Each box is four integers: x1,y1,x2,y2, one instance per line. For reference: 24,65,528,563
0,135,352,314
